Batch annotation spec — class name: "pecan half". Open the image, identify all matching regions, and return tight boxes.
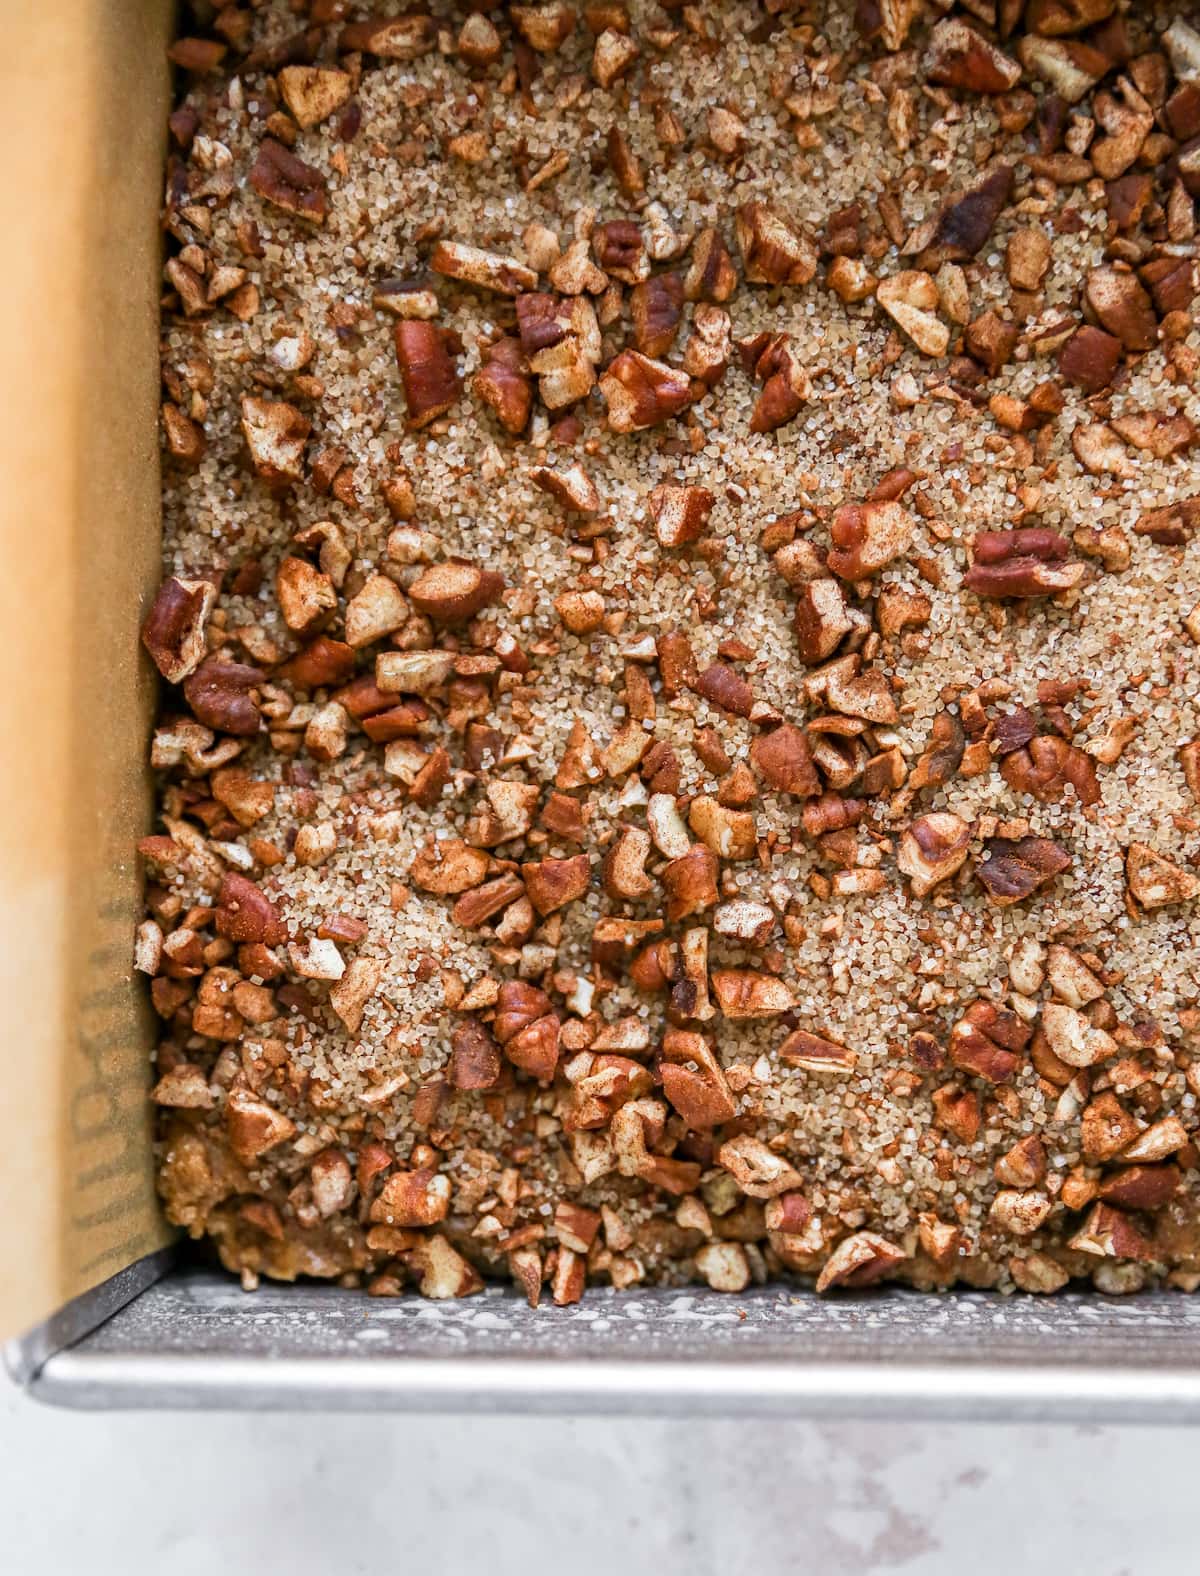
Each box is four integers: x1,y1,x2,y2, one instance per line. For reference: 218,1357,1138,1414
976,835,1071,903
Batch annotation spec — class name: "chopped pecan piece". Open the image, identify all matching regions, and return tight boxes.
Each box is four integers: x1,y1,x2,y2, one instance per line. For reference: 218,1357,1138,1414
278,65,352,129
660,1030,737,1130
1084,267,1156,353
735,203,817,286
276,636,355,691
600,350,691,432
1098,1165,1180,1211
1002,735,1100,807
950,1000,1030,1084
694,662,753,718
779,1027,857,1075
592,26,638,89
394,322,462,429
914,166,1015,268
744,333,811,434
1068,1202,1155,1261
340,15,436,58
1058,325,1122,393
249,138,327,223
630,272,683,358
522,853,591,915
826,500,914,580
717,1134,803,1198
683,228,738,303
964,528,1082,599
226,1088,295,1164
449,1018,502,1091
1125,842,1200,909
1041,1002,1115,1069
897,813,971,897
510,3,574,52
1134,497,1200,546
989,1190,1053,1237
924,20,1021,94
183,658,262,736
976,836,1071,904
533,463,601,515
473,337,533,435
240,395,310,485
276,555,336,634
793,578,852,665
907,712,965,795
141,576,216,683
593,220,648,285
815,1231,906,1294
661,845,719,920
682,304,731,387
649,484,713,548
430,240,537,296
876,272,949,357
215,872,286,946
408,562,503,623
711,970,797,1019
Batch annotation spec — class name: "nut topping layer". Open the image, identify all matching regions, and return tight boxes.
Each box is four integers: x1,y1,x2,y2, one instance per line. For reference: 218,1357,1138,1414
149,1,1200,1304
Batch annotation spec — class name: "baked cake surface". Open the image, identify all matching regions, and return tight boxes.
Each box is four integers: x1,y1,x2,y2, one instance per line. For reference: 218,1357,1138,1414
144,0,1200,1302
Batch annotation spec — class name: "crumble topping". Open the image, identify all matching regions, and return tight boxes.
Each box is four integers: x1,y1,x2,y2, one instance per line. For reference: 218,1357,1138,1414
146,0,1200,1303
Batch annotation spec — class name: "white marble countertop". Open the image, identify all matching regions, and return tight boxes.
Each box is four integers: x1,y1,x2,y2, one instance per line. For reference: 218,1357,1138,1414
1,1367,1192,1572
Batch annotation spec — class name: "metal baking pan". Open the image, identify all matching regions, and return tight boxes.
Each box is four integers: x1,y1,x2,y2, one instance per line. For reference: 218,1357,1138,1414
4,3,1200,1422
9,1251,1200,1420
